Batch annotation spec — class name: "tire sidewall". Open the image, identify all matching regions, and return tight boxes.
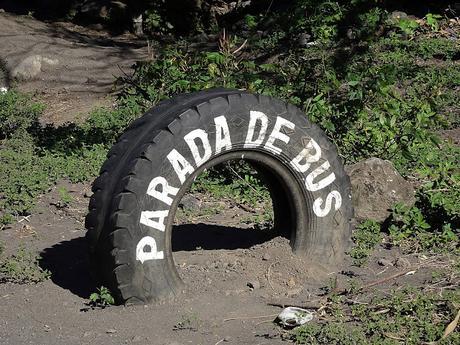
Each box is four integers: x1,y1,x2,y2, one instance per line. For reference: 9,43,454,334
110,92,352,302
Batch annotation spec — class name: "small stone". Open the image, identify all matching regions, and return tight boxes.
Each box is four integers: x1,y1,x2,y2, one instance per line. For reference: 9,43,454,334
377,258,393,267
298,32,311,47
12,55,58,81
132,335,142,342
394,257,410,268
287,277,296,288
179,194,201,211
247,280,261,290
262,253,271,261
106,329,117,334
390,11,408,20
83,331,91,337
286,287,303,297
224,336,231,342
0,9,5,13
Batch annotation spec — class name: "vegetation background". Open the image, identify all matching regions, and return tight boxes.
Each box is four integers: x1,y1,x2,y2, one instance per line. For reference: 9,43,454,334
0,1,459,343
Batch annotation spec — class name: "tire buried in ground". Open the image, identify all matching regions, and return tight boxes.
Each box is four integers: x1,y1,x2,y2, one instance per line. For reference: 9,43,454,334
85,89,353,304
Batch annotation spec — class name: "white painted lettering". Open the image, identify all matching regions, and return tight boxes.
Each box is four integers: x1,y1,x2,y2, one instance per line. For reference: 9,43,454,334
167,149,194,184
146,176,179,206
214,116,232,154
244,110,268,148
136,236,164,263
184,129,212,167
312,190,342,217
139,210,169,231
264,116,295,154
305,161,336,191
290,139,322,173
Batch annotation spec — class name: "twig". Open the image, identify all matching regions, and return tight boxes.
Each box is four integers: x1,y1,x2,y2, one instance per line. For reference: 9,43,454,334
361,270,416,291
232,39,248,55
423,188,450,193
267,262,278,291
226,163,263,196
264,0,274,16
223,313,279,322
384,333,405,341
256,319,274,326
268,301,323,309
232,200,256,213
18,215,31,223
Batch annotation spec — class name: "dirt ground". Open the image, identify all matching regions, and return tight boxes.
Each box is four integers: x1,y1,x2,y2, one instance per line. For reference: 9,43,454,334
0,10,456,345
0,12,148,124
0,179,448,345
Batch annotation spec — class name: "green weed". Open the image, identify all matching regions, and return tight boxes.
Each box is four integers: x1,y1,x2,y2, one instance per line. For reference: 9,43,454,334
0,247,50,284
0,88,44,139
349,220,382,266
0,90,138,223
89,286,115,308
57,187,72,207
293,288,460,344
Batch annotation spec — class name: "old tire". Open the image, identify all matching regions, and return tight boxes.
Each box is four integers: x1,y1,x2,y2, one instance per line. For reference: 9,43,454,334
85,88,353,304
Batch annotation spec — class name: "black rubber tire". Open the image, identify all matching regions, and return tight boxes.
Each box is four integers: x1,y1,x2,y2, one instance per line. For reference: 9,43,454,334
85,89,353,304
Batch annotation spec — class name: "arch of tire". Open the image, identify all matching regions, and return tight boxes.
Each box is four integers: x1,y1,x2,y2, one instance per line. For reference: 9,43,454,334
85,88,353,304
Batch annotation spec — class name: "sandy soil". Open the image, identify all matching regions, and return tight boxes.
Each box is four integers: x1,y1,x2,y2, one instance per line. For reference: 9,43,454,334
0,180,441,345
0,12,148,124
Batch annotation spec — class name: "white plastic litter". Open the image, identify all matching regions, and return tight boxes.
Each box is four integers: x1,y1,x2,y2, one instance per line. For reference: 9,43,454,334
276,307,314,328
0,87,7,94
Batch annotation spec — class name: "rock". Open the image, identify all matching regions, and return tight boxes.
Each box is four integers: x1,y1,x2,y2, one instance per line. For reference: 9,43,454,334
247,279,260,290
345,158,415,222
377,258,393,267
286,287,303,297
80,0,108,19
179,194,201,211
346,28,356,40
394,257,410,268
390,11,408,20
133,14,143,36
0,9,5,13
287,277,296,287
132,335,143,342
106,329,117,334
262,253,271,261
298,33,311,47
223,336,231,342
12,55,58,81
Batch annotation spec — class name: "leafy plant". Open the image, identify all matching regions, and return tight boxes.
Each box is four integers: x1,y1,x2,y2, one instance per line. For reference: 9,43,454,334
395,17,419,36
89,286,115,308
0,247,50,284
388,202,458,253
0,90,44,139
349,220,382,265
425,13,442,31
57,187,72,207
293,288,460,344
